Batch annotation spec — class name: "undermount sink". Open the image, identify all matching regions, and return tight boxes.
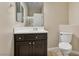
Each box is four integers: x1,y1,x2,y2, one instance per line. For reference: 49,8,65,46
14,27,48,34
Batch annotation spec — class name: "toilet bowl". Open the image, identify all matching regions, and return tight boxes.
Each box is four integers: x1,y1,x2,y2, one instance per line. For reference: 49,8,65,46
59,32,72,56
59,42,72,56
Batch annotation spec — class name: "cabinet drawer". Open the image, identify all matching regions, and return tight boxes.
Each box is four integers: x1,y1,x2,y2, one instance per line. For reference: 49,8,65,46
14,34,24,41
35,33,47,39
14,34,36,41
24,33,47,39
14,33,47,41
24,34,36,39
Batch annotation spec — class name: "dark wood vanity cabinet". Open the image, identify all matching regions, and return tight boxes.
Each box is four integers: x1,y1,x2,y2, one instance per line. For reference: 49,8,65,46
14,33,47,56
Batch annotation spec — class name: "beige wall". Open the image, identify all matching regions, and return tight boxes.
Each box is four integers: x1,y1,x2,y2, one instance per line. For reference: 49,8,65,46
1,2,79,55
28,7,42,16
44,2,79,51
44,2,69,48
68,3,79,51
28,3,43,16
58,2,79,51
69,3,79,25
0,2,15,55
59,25,79,51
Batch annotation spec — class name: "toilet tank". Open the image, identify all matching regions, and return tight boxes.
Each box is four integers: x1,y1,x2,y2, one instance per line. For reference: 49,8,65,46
59,32,72,43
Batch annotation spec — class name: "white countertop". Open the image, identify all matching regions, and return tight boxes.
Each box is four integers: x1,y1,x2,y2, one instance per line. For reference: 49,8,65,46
14,27,48,34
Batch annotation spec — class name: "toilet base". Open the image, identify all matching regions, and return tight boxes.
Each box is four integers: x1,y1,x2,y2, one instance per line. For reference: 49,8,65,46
63,52,69,56
60,49,72,56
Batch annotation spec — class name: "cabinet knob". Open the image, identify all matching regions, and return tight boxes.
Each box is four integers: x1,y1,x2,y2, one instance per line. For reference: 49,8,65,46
29,42,31,45
35,36,38,39
33,42,35,45
18,37,22,40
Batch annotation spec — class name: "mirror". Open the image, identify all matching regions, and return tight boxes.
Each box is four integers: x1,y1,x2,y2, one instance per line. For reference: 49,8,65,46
16,2,44,27
16,2,24,22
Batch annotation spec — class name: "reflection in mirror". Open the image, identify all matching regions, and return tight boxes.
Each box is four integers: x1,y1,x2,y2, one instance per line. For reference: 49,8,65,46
16,2,24,22
16,2,44,27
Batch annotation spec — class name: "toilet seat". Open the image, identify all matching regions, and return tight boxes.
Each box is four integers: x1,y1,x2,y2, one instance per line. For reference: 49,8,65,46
59,42,72,50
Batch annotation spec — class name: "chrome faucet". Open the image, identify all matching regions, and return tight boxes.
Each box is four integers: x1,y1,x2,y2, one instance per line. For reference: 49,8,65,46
33,27,38,31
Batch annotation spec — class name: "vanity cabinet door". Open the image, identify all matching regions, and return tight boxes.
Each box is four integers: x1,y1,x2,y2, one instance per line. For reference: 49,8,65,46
32,39,47,56
15,41,33,56
39,39,47,56
32,40,42,56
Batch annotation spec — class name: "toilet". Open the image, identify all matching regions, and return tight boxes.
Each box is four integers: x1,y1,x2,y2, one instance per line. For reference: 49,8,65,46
59,32,72,56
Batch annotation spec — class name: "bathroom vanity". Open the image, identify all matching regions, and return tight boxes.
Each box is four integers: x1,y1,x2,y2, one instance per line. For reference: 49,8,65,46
14,2,47,56
14,27,48,56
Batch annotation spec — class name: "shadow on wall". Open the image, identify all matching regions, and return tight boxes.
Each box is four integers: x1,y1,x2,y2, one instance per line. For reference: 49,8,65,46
10,37,14,56
71,34,79,51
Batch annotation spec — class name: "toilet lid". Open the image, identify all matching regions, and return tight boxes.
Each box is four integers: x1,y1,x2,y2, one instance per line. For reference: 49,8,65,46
59,42,72,50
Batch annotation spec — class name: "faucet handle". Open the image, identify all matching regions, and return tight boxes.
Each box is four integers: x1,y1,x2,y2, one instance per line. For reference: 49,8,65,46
33,27,38,31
